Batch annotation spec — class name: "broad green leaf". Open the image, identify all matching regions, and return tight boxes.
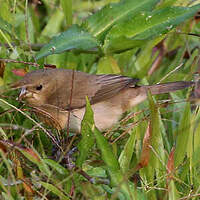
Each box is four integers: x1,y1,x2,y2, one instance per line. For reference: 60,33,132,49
84,0,159,39
40,182,70,200
174,103,191,167
104,4,200,53
76,97,95,167
36,25,99,59
60,0,72,27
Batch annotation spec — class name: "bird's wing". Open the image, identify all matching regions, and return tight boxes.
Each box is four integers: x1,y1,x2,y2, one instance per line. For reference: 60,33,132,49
90,74,139,104
54,73,139,110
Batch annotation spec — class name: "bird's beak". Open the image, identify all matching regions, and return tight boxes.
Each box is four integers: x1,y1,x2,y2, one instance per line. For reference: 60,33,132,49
18,87,28,100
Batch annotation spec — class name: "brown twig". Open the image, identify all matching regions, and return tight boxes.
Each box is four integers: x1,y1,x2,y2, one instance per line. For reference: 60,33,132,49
0,43,44,51
0,58,40,67
66,70,75,144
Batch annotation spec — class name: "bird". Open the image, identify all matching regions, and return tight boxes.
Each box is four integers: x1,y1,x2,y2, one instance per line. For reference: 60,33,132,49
11,68,194,133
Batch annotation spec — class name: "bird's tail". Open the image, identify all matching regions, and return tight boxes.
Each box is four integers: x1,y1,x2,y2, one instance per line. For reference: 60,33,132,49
142,81,194,95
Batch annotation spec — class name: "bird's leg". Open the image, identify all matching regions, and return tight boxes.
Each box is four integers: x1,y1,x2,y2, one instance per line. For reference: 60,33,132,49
51,144,110,185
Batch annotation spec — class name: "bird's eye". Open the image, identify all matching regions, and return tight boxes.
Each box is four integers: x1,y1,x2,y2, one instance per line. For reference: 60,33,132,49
36,85,43,91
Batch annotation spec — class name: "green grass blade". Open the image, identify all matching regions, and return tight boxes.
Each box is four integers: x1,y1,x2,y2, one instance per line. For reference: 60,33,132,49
168,180,179,200
76,97,95,167
40,181,70,200
94,127,121,185
119,129,136,173
174,103,191,167
44,159,69,175
60,0,73,27
148,92,165,169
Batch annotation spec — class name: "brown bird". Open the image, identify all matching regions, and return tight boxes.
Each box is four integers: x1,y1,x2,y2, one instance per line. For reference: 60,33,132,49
12,68,194,132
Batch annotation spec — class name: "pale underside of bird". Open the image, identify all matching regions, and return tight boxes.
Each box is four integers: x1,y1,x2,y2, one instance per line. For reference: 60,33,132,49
12,68,194,133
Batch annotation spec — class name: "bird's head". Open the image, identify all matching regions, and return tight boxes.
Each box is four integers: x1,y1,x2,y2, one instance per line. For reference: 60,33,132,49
11,69,62,106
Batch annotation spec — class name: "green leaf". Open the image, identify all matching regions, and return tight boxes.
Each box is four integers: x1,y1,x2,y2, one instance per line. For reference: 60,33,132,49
18,148,51,177
118,129,136,173
76,97,95,167
36,25,99,59
40,182,70,200
104,4,200,53
94,127,121,185
84,0,159,39
168,180,179,200
44,159,69,175
193,110,200,156
174,102,191,167
147,91,165,169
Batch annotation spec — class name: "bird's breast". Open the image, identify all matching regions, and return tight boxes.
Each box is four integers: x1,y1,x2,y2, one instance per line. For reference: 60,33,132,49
72,101,123,131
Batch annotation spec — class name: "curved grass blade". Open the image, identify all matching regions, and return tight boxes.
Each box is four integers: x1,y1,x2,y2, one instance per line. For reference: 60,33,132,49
60,0,72,27
147,91,165,169
119,129,136,173
94,127,121,185
40,182,70,200
174,103,191,168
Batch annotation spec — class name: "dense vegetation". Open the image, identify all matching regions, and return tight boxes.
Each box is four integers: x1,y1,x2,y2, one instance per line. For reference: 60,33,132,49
1,0,200,199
